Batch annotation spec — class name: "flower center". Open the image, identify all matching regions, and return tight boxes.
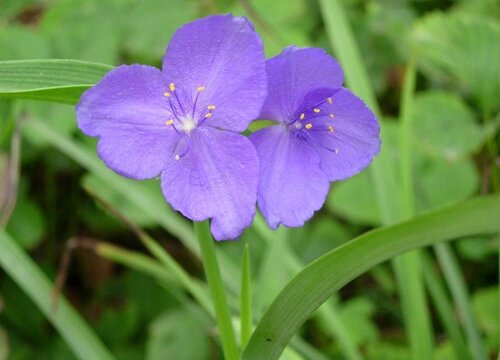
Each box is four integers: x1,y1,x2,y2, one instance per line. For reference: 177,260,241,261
181,117,196,133
287,96,339,154
163,83,216,134
162,83,217,160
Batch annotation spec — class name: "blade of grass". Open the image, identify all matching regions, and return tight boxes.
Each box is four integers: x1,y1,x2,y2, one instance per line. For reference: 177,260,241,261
243,194,500,359
434,243,488,360
0,229,114,360
393,58,434,359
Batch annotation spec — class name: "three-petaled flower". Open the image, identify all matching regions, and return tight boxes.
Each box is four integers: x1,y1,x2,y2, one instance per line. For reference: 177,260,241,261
76,15,267,240
250,47,381,229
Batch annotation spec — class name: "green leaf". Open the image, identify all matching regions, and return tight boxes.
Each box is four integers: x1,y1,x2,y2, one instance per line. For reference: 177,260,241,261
0,59,112,104
413,13,500,114
328,171,380,226
242,194,500,359
413,91,483,159
0,229,115,360
418,158,479,211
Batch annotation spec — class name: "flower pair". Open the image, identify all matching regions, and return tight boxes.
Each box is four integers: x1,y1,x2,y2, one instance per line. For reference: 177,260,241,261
76,15,380,240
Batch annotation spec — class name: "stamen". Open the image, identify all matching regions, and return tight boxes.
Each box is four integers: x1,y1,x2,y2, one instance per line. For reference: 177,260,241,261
175,154,180,160
328,125,334,133
165,119,174,126
329,114,335,118
299,113,305,120
207,105,216,110
327,97,333,104
163,92,171,97
313,108,321,113
169,83,176,91
204,113,212,118
305,123,313,129
197,86,205,92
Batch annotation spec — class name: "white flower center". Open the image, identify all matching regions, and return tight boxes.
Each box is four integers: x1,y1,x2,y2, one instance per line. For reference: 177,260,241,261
181,117,196,133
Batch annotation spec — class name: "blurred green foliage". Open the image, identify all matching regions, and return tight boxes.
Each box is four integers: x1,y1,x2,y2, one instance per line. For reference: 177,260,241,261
0,0,499,359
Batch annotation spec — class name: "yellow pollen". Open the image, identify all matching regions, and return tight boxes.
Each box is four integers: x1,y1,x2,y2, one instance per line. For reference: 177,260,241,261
299,113,305,120
165,119,174,126
205,113,212,118
327,97,333,104
313,108,321,113
329,125,334,133
207,105,216,110
329,113,335,118
305,123,313,129
163,92,170,97
175,154,180,161
197,86,205,92
169,83,176,91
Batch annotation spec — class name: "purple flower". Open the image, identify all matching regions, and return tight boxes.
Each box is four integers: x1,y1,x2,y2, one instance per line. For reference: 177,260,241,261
250,47,380,229
76,15,267,240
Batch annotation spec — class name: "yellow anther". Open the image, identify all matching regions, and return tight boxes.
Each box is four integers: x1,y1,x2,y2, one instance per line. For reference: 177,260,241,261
327,97,333,104
305,123,313,129
197,86,205,92
328,125,334,133
165,119,174,126
329,113,335,118
207,105,216,110
313,108,321,113
299,113,305,120
204,113,212,118
169,83,176,91
175,154,180,161
163,92,171,97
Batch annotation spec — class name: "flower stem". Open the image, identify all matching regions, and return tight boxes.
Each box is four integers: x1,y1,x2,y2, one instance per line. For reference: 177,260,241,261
194,221,239,360
240,243,253,348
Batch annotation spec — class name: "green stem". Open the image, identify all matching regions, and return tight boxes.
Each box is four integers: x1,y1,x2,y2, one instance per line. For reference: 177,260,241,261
194,221,239,359
241,243,253,349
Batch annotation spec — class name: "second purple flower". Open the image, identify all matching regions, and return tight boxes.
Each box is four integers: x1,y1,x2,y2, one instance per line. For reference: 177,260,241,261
250,46,381,229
